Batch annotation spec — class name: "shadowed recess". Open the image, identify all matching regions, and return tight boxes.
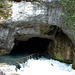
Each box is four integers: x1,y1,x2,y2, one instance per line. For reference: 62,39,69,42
0,37,52,65
9,0,36,2
10,37,51,55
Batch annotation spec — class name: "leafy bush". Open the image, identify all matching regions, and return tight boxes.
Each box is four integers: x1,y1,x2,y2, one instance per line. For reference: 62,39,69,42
0,0,11,20
58,0,75,38
58,0,75,26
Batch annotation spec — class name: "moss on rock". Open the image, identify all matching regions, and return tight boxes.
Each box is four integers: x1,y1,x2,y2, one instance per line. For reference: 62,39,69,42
54,52,65,61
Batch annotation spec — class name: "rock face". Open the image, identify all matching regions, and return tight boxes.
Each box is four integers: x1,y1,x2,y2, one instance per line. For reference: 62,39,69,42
0,0,75,68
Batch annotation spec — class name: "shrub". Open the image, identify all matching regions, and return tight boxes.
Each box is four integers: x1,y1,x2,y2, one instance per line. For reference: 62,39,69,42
0,0,11,20
58,0,75,38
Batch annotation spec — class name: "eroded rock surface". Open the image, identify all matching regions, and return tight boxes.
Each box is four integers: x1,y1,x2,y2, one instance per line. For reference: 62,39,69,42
0,0,75,69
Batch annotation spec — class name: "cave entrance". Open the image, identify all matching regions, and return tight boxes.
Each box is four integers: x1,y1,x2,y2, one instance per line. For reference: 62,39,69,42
10,37,52,57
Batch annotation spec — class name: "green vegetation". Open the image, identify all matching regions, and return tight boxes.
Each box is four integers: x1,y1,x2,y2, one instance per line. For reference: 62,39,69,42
54,52,65,61
10,3,13,7
58,0,75,39
0,0,11,22
30,0,34,2
36,2,40,5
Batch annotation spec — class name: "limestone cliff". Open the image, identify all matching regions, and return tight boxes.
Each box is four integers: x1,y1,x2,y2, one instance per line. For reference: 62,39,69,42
0,0,75,69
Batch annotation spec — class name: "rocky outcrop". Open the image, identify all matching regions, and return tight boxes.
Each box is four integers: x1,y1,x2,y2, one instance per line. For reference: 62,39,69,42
0,0,75,68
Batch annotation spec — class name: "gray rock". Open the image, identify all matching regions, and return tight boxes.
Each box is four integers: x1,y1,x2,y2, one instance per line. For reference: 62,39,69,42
0,0,75,69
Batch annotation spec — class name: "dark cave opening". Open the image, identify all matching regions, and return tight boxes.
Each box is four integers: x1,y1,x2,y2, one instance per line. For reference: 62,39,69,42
10,37,51,56
9,0,36,2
